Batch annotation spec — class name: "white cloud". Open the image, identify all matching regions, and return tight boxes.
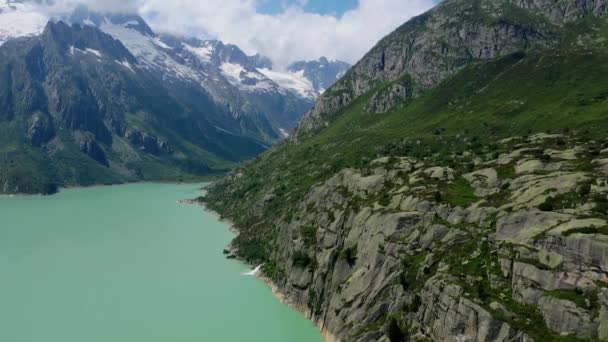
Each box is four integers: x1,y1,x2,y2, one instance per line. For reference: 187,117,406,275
138,0,435,68
13,0,436,68
36,0,142,14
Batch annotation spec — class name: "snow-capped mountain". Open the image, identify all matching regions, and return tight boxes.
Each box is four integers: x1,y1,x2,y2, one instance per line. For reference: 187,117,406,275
288,57,351,94
66,6,315,131
0,0,353,192
0,2,350,132
0,19,276,193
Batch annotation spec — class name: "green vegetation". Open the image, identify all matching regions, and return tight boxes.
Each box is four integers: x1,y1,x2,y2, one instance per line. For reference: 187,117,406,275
562,226,608,237
292,251,313,269
545,289,596,310
206,42,608,270
439,177,478,207
203,7,608,341
300,225,319,246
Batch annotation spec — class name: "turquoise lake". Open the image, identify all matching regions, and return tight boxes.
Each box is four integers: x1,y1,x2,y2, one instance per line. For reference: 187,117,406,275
0,183,323,342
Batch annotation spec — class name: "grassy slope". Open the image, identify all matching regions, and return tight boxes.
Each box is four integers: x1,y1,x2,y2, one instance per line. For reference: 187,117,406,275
205,18,608,262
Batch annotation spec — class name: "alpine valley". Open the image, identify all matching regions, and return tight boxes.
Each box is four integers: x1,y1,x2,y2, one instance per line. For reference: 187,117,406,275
4,0,608,341
0,1,350,194
204,0,608,341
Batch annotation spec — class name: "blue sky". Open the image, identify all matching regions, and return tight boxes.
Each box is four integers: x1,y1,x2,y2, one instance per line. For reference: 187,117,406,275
259,0,359,16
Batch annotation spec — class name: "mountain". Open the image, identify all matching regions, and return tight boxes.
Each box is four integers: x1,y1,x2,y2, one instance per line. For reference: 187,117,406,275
203,0,608,341
66,6,350,132
0,2,350,134
288,57,351,94
0,20,280,194
0,3,352,194
67,6,313,133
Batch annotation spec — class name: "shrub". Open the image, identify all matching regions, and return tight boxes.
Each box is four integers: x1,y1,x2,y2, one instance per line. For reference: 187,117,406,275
399,272,410,290
593,196,608,215
539,196,555,211
405,295,421,312
292,251,312,268
340,244,358,266
578,183,592,197
434,191,442,203
386,318,405,342
300,225,318,246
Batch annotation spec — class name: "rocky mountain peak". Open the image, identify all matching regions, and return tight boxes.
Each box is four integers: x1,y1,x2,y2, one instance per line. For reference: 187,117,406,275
288,57,351,93
68,4,154,37
41,20,136,63
248,53,273,70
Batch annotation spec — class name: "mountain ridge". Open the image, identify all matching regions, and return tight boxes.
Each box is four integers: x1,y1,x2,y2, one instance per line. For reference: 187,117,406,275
295,0,607,137
203,0,608,341
0,19,270,194
0,4,351,194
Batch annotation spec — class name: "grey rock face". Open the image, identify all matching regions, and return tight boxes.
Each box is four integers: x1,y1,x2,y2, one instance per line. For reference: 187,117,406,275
26,112,55,146
76,132,108,166
365,81,414,114
418,281,530,342
296,0,607,136
208,133,608,341
125,130,169,156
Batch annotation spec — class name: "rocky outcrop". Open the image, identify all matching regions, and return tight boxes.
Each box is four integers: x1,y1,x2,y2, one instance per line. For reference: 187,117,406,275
75,132,108,166
125,130,170,156
203,1,608,340
365,81,414,114
207,133,608,341
26,112,55,146
418,281,530,342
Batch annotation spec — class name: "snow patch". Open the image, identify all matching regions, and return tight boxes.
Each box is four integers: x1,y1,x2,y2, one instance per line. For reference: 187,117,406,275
279,128,290,138
69,46,104,62
220,62,245,82
220,62,274,92
184,43,213,63
85,48,102,57
152,37,171,49
116,59,136,73
100,21,199,82
258,68,316,99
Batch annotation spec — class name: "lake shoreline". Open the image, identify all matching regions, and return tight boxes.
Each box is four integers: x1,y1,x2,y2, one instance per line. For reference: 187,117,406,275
1,178,220,197
197,201,337,342
256,273,340,342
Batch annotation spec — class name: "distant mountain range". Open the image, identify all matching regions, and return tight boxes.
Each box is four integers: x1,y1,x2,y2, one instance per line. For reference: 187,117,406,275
0,1,351,194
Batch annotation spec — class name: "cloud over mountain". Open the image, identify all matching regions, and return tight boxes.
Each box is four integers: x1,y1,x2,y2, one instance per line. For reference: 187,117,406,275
14,0,435,68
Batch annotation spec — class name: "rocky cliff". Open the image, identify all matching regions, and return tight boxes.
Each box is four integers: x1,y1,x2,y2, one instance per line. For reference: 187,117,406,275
210,132,608,341
203,0,608,340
